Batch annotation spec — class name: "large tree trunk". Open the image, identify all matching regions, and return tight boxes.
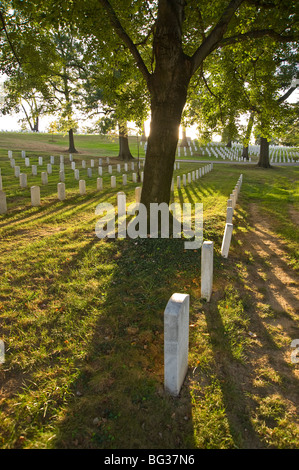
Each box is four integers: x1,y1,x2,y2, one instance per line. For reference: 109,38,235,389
140,0,191,211
68,128,78,153
242,145,249,159
258,137,271,168
118,121,134,160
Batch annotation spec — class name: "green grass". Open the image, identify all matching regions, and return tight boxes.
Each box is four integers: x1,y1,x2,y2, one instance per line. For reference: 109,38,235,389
0,132,298,449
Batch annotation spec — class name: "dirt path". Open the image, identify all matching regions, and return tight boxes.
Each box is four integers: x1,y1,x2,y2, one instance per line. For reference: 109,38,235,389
244,203,299,317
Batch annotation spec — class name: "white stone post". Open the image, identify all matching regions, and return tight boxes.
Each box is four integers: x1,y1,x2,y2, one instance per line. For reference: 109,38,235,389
226,206,234,224
135,186,142,203
38,157,43,166
111,175,116,188
41,172,48,185
164,293,190,397
177,175,181,189
58,182,66,201
20,173,27,188
97,177,103,191
221,223,233,258
74,169,80,180
79,180,86,195
98,166,102,176
201,241,213,302
0,191,7,214
31,186,40,206
122,174,127,186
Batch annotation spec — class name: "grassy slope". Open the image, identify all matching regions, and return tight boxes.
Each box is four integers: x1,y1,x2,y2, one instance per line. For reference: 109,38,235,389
0,132,298,449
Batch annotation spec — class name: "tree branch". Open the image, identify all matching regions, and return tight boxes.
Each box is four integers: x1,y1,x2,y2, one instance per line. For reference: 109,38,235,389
97,0,151,84
0,9,22,67
190,0,245,75
220,29,298,47
277,85,298,104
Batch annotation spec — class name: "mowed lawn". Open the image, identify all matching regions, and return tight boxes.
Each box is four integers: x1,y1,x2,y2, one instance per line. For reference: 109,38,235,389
0,132,298,449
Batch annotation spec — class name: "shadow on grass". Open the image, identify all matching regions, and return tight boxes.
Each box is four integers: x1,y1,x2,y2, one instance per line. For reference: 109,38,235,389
46,236,198,449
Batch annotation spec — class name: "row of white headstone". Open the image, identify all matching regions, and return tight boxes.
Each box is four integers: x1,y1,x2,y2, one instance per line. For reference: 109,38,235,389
164,174,243,397
221,174,243,258
174,163,213,190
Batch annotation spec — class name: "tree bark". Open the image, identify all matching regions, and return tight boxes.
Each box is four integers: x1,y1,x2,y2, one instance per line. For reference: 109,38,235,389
242,145,249,159
242,112,254,160
257,137,271,168
118,121,134,160
33,116,39,132
140,0,192,211
68,128,78,153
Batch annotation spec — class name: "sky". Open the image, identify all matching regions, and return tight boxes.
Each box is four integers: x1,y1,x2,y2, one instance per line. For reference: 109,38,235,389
0,75,298,141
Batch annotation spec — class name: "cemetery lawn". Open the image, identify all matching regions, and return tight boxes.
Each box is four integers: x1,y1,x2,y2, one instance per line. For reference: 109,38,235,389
0,133,298,449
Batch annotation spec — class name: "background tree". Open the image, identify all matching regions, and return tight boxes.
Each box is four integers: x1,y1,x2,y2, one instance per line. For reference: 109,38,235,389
8,0,299,207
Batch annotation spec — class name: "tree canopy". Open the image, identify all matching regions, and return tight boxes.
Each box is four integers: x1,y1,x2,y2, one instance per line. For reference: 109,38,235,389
1,0,298,205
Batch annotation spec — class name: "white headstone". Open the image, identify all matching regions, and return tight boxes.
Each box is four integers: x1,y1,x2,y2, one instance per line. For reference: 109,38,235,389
122,174,127,186
59,170,65,182
79,179,86,195
38,157,43,166
226,206,234,224
201,241,213,302
164,293,190,396
20,173,27,188
31,186,40,206
32,165,37,176
0,191,7,214
14,166,20,177
58,182,65,201
41,172,48,185
96,177,103,191
111,175,116,188
221,223,233,258
135,186,142,203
